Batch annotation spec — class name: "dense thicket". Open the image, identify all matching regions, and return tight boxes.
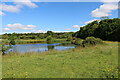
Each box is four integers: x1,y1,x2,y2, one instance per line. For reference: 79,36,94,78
74,18,120,41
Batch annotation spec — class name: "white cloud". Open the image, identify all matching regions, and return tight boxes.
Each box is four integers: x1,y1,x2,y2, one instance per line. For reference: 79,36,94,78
53,31,72,33
84,19,98,24
0,3,21,13
100,0,120,3
3,28,10,31
0,11,5,16
2,0,120,2
80,25,86,27
65,28,71,30
91,2,118,17
72,25,80,28
4,23,37,31
0,0,38,16
13,0,38,8
32,30,46,33
72,25,85,29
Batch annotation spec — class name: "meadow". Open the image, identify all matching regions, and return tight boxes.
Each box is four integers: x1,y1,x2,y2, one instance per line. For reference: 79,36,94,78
2,41,118,78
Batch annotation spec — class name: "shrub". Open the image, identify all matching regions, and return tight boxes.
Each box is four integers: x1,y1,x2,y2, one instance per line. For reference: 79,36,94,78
46,36,53,43
67,36,73,41
85,37,103,45
71,37,103,47
1,33,16,55
71,40,76,44
73,38,84,46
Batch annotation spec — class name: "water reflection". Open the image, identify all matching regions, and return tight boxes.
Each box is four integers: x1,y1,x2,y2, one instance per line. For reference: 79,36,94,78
9,43,75,53
47,45,54,51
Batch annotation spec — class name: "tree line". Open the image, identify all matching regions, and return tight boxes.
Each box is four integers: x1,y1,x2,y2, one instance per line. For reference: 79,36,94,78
1,31,74,40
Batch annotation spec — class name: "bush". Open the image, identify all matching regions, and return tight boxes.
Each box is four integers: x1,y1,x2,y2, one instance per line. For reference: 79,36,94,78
46,36,53,43
85,37,103,45
71,37,103,47
67,36,73,41
71,40,76,44
72,38,84,46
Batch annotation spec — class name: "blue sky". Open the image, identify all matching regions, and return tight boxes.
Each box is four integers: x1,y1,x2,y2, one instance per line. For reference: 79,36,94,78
0,2,118,34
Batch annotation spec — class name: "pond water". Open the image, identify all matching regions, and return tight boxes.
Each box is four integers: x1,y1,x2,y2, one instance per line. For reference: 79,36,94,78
8,43,76,53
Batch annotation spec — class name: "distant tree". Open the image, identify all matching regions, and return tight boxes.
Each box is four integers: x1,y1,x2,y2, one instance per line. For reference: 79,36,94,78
46,36,53,43
47,31,54,36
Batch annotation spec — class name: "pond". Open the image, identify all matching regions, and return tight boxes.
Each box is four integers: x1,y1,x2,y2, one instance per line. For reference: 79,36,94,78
8,43,76,53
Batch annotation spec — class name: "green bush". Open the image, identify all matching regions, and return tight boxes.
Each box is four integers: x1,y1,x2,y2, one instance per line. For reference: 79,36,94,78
66,36,73,41
71,37,103,47
85,37,103,45
72,38,84,46
71,40,75,44
46,36,53,43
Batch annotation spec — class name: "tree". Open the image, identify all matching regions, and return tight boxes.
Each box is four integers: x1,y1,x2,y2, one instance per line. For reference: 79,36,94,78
46,36,53,43
47,31,54,36
74,18,120,41
1,33,16,55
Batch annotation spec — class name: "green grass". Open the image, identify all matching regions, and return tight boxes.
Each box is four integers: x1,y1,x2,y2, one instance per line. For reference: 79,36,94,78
15,39,46,44
2,41,118,78
0,38,67,44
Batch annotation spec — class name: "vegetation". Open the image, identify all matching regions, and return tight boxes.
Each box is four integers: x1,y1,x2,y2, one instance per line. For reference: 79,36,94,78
70,37,103,47
84,37,103,45
46,36,53,43
1,33,16,55
2,41,118,78
1,31,74,40
74,18,120,41
71,38,83,46
0,31,74,44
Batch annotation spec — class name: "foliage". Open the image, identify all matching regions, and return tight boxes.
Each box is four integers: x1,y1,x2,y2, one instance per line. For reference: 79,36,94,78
46,36,53,43
74,18,120,41
1,33,16,55
47,31,54,36
1,32,74,40
84,37,103,45
1,41,11,55
71,37,102,47
66,35,73,41
72,38,84,46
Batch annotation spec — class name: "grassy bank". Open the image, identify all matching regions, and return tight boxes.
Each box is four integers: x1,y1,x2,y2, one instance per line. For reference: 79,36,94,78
1,38,67,44
2,41,118,78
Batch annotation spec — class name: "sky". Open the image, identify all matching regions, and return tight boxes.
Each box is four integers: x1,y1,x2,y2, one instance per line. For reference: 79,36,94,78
0,0,119,34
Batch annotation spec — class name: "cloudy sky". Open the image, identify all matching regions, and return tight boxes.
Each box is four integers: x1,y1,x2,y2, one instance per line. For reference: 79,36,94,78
0,0,119,34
